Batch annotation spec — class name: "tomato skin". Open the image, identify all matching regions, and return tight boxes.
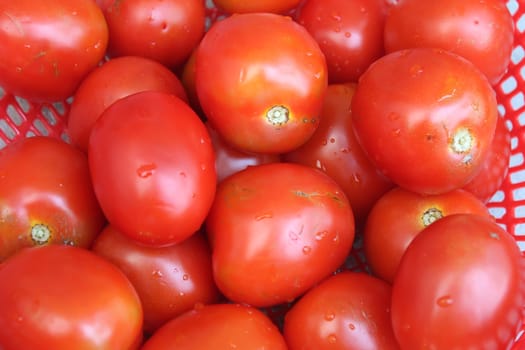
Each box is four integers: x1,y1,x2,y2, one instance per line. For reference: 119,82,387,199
213,0,302,14
0,136,106,262
142,303,287,349
206,122,281,183
351,48,498,194
0,245,143,350
284,271,400,350
384,0,514,85
283,83,394,227
92,225,221,334
0,0,108,102
463,115,511,202
196,13,328,154
104,0,206,68
68,56,188,153
206,162,355,307
88,91,216,246
363,187,492,283
296,0,386,83
391,214,525,348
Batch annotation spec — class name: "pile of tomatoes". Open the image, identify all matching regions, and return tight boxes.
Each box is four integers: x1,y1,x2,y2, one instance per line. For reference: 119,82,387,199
0,0,523,349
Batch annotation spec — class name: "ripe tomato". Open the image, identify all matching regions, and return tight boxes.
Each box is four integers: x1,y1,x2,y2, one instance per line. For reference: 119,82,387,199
195,12,327,154
363,187,492,283
206,122,281,183
0,136,106,262
351,48,498,194
296,0,386,83
104,0,206,69
181,48,204,117
391,214,525,348
0,245,143,350
284,271,400,350
283,83,394,227
463,115,511,202
68,56,188,153
92,225,221,334
0,0,108,102
206,162,355,307
141,303,288,349
88,91,216,246
384,0,514,85
212,0,302,14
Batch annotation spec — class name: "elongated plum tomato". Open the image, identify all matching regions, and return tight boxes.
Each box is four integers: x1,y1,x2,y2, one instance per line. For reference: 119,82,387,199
284,272,400,350
283,83,394,227
195,13,328,154
88,91,216,246
391,214,525,348
92,225,220,334
68,55,188,153
206,162,355,307
0,245,143,350
0,0,108,102
0,136,106,262
351,48,498,194
142,304,288,350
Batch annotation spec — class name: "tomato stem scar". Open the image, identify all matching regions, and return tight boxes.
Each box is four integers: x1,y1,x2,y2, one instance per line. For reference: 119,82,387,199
266,105,289,126
31,223,51,245
422,208,443,227
450,128,474,154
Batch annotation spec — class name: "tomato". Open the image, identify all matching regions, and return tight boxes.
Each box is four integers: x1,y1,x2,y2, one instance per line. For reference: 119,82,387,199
0,245,143,349
463,115,511,202
68,56,188,153
363,187,492,283
212,0,302,14
391,214,525,348
0,136,106,262
284,271,399,350
296,0,386,83
181,48,204,118
206,162,355,307
206,122,281,183
351,48,498,194
0,0,108,102
142,303,287,349
283,83,394,227
92,225,221,334
384,0,514,85
104,0,206,69
195,12,327,154
88,91,216,246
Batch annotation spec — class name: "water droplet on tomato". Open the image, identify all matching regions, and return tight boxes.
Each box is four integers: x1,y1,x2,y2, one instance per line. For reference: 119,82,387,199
152,270,163,278
302,246,312,254
305,51,313,57
437,295,454,307
255,213,273,221
333,233,340,245
329,137,336,144
331,13,342,22
325,312,336,321
410,64,424,77
201,164,207,171
348,323,356,330
179,171,186,178
137,163,156,178
315,231,328,241
344,32,351,38
352,173,362,183
327,334,337,344
182,274,189,281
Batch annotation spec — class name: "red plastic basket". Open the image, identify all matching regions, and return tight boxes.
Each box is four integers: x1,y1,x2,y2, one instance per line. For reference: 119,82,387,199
0,0,524,347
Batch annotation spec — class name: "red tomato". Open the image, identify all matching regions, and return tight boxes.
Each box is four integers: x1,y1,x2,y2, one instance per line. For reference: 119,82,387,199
284,271,400,350
88,91,216,246
391,214,525,348
195,13,328,154
463,115,511,202
384,0,514,85
213,0,302,14
104,0,206,68
181,48,204,117
363,187,492,283
206,162,355,307
0,136,106,262
283,83,394,227
142,303,288,349
0,0,108,102
296,0,386,83
92,225,220,334
206,122,281,183
68,56,188,152
0,245,143,349
351,48,498,194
